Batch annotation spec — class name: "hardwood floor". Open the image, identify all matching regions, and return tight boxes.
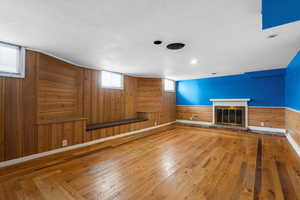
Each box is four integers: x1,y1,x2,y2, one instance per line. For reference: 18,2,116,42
0,125,299,200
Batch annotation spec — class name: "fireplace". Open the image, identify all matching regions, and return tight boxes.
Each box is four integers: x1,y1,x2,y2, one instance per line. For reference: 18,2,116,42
210,99,250,128
215,106,245,127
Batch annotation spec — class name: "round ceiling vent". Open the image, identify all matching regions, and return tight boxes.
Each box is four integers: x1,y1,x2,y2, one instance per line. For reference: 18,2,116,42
166,43,185,50
268,34,278,39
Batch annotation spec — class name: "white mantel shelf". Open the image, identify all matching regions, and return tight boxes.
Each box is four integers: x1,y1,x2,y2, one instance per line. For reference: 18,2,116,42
210,99,251,102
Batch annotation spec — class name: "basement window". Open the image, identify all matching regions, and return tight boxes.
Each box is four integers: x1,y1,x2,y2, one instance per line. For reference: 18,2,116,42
0,42,25,78
164,79,175,92
101,71,123,89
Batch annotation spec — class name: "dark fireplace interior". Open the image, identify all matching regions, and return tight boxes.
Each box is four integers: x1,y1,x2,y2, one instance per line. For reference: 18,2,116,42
215,106,245,127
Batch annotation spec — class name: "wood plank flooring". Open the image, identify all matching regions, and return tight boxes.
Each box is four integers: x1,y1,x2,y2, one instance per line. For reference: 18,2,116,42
0,125,299,200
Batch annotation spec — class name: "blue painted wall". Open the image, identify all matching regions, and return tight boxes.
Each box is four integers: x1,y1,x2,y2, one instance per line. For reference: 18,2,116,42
262,0,300,29
176,69,286,107
285,51,300,111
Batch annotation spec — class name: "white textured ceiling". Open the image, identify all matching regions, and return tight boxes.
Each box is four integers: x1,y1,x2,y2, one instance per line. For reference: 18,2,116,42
1,0,300,80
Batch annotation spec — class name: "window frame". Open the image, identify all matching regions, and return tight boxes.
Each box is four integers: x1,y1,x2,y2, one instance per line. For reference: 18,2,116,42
101,70,124,90
164,78,175,92
0,41,26,78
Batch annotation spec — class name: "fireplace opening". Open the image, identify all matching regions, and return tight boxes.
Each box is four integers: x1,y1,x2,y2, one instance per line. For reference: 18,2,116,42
215,106,245,127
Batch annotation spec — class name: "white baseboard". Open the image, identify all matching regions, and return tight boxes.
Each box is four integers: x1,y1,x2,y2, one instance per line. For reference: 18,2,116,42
286,131,300,158
0,121,175,168
248,126,286,136
176,120,286,135
286,107,300,114
176,120,213,126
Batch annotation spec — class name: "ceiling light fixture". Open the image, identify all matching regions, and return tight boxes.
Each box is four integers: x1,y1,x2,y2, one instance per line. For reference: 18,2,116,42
190,58,198,65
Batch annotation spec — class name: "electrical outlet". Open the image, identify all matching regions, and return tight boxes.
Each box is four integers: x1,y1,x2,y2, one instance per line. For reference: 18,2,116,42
62,139,68,147
261,122,265,127
192,114,199,118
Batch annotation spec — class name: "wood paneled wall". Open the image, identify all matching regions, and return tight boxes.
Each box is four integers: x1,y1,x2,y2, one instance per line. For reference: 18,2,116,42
0,51,38,161
248,107,285,128
0,78,5,161
176,106,285,129
83,69,138,125
160,91,176,124
285,109,300,146
37,53,84,123
0,50,176,162
136,78,176,124
137,78,162,112
37,119,86,153
176,106,212,122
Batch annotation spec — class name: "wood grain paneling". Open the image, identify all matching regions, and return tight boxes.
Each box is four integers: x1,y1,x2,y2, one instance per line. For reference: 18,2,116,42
176,106,212,122
0,50,176,162
176,106,285,129
83,69,138,125
136,77,175,124
0,78,5,161
137,78,162,112
124,76,138,119
37,119,86,153
160,91,176,124
23,51,38,156
248,107,285,128
4,77,24,160
285,108,300,146
1,51,38,160
37,53,84,123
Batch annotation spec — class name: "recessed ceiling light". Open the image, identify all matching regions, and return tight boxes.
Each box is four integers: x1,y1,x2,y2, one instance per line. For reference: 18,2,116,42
153,40,162,45
268,34,278,39
166,43,185,50
190,58,198,65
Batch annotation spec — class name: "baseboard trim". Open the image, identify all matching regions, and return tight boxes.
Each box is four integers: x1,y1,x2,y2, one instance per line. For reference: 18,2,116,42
286,131,300,158
176,105,286,109
248,126,286,136
0,121,175,168
176,120,213,126
176,120,286,135
176,120,247,130
286,107,300,114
